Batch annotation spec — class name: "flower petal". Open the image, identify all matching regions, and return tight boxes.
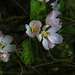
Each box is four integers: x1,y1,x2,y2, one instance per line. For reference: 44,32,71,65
2,35,13,45
0,36,3,43
42,37,49,50
0,53,10,62
47,27,57,33
39,0,50,3
25,24,34,38
48,33,63,44
51,0,60,10
3,44,16,52
42,25,50,30
0,50,8,53
29,20,35,27
47,39,55,48
37,34,42,41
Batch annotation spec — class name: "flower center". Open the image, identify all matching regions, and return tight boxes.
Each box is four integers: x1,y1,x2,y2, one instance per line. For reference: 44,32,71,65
31,26,36,32
0,43,5,50
41,31,50,38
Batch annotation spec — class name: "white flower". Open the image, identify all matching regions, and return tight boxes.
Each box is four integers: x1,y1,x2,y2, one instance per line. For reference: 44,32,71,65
0,31,16,53
0,52,10,62
51,0,60,10
46,10,62,32
39,0,50,3
37,26,63,50
25,20,42,38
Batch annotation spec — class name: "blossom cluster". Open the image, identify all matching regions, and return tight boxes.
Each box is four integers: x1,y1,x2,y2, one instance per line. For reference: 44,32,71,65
25,0,63,50
0,31,16,62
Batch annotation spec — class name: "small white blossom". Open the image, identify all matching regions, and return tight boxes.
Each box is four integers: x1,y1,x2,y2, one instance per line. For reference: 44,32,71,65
25,20,42,38
39,0,50,3
0,31,16,62
0,34,16,53
51,0,60,10
37,26,63,50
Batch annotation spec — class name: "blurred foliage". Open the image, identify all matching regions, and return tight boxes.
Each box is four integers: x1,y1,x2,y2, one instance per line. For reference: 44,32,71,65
0,67,3,75
21,38,38,65
30,0,46,20
0,0,75,75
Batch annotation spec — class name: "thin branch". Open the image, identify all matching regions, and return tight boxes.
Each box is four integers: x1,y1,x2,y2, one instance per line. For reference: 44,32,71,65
55,46,73,56
17,61,23,75
47,50,54,60
5,16,26,22
62,22,75,29
0,13,3,23
59,16,75,22
12,0,29,16
33,60,75,68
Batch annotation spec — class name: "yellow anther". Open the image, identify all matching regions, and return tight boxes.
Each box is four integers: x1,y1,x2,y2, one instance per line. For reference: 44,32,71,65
0,43,5,49
41,31,50,38
31,26,36,32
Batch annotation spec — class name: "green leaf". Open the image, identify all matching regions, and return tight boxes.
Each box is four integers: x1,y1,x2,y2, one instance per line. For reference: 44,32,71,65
21,38,38,65
0,67,3,75
39,1,46,20
30,0,46,20
30,0,40,20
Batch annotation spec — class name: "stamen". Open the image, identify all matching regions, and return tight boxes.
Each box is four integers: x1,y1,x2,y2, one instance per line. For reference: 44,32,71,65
41,31,50,38
31,26,36,32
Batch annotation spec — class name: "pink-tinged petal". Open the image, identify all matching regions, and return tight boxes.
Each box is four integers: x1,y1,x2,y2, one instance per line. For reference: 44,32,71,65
47,39,55,48
29,20,35,27
48,35,55,44
46,10,60,21
42,37,49,50
29,20,42,27
47,27,57,33
42,25,50,30
37,34,42,41
28,20,42,37
46,11,62,31
50,33,63,44
3,44,16,52
0,53,10,62
54,23,62,31
25,24,34,38
2,35,13,45
33,21,42,36
52,10,60,17
35,21,42,28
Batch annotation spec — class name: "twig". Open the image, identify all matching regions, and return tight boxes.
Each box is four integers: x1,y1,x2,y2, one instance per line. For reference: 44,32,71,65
62,22,75,29
5,16,26,22
55,46,73,56
17,61,23,75
47,50,54,60
0,13,3,23
59,16,75,22
33,60,75,68
12,0,29,16
29,65,41,75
